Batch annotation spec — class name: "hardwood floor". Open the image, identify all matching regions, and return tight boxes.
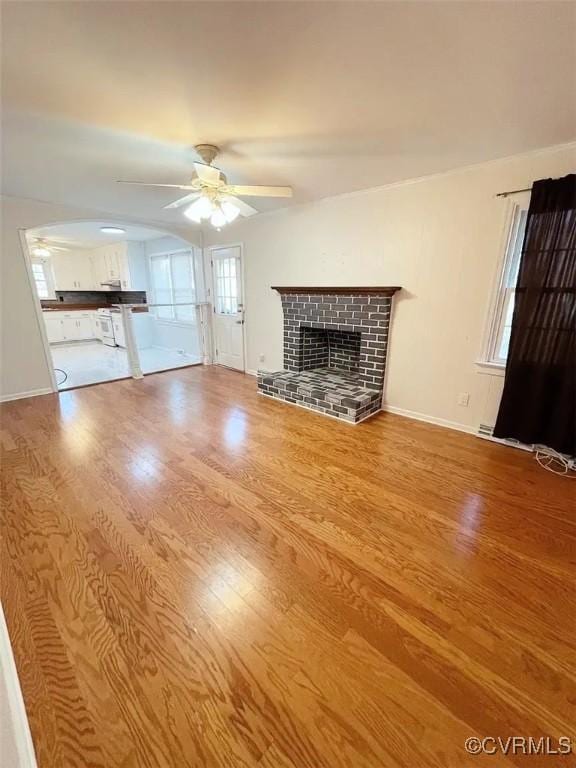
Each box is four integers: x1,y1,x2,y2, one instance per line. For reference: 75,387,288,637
1,366,574,768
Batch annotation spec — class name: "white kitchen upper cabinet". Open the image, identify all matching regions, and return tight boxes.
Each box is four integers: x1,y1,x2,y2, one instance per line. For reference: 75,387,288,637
51,242,148,293
123,242,147,291
90,250,108,287
51,250,95,291
105,247,121,280
75,255,95,290
90,242,146,290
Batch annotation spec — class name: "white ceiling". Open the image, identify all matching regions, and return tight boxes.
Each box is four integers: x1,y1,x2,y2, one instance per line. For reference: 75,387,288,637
2,2,575,225
27,221,175,249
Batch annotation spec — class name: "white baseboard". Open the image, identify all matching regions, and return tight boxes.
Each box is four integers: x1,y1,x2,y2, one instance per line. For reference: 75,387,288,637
476,430,534,452
0,604,38,768
251,373,477,435
0,387,54,403
381,404,476,435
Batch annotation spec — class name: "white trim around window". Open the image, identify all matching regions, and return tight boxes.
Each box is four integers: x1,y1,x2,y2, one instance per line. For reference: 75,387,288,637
148,249,197,324
30,256,56,299
477,191,531,373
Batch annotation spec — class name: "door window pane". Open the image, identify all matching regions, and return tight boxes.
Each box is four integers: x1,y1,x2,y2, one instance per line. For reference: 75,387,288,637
215,257,239,314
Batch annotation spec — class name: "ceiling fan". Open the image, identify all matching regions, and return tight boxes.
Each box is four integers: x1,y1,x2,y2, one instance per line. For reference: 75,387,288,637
28,238,71,257
117,144,293,228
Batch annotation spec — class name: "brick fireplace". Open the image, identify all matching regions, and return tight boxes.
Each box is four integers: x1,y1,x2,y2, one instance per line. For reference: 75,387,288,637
257,286,400,423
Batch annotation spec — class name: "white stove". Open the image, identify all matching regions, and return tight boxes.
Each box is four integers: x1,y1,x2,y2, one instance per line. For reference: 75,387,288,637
96,309,117,346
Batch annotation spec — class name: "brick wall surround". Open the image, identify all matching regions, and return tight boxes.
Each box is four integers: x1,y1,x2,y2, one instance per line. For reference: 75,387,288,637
257,287,399,424
281,293,391,390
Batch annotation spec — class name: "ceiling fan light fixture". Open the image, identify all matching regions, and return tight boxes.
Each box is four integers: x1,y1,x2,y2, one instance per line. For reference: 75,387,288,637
183,206,203,224
32,246,51,257
221,201,240,223
184,195,214,222
210,207,227,228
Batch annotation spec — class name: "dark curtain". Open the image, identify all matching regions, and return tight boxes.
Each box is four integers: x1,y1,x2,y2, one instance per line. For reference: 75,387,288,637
494,174,576,456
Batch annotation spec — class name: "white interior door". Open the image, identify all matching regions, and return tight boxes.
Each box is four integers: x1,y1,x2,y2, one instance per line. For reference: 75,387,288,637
210,246,245,371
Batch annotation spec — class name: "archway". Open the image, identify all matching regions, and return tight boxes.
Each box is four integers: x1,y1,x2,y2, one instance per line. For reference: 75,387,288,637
24,219,205,391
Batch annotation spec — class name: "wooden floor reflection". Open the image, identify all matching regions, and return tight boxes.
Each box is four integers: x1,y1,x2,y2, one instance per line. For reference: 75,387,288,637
1,366,574,767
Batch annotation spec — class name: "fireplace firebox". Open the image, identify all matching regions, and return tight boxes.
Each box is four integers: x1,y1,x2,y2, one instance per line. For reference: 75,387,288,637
300,326,361,373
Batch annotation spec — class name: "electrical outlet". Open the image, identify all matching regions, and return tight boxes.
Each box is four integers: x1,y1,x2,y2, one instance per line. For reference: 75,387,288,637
259,353,265,363
457,392,470,407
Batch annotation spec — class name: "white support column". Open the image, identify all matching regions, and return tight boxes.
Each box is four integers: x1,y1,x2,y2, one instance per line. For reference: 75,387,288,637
196,302,213,365
120,305,143,379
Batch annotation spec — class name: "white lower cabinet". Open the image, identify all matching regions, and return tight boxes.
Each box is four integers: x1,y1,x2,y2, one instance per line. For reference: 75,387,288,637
44,311,97,343
44,313,65,343
112,315,126,347
91,313,102,340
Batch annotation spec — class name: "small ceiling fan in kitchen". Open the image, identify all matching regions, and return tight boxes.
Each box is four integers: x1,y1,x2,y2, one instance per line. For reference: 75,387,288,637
117,144,293,228
28,238,71,257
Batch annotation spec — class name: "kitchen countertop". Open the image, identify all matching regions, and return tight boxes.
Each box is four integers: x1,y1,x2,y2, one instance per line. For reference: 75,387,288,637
42,304,111,311
41,304,149,313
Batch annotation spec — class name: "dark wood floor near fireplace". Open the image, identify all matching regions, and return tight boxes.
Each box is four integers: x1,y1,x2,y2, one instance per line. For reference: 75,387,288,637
1,366,574,768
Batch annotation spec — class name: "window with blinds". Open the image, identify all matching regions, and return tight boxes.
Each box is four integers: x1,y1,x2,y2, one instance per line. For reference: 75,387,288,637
31,259,53,299
482,197,529,366
149,251,196,322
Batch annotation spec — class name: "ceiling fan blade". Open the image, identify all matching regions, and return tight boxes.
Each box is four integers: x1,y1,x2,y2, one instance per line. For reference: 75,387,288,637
193,162,222,186
117,181,197,190
222,195,258,217
164,192,201,210
31,239,70,252
226,184,292,198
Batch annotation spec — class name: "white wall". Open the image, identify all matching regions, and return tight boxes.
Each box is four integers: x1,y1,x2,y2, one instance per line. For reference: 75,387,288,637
0,195,201,400
206,143,576,432
0,604,37,768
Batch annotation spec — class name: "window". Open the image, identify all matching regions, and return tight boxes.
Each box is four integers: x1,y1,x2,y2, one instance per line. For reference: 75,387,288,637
149,251,196,322
483,198,529,367
213,254,240,315
31,259,53,299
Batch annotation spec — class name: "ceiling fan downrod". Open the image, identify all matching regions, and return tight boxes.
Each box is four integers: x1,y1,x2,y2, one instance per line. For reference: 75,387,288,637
194,144,219,166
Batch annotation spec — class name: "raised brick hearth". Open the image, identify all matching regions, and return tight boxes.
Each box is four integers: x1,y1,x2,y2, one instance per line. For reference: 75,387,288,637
257,286,400,423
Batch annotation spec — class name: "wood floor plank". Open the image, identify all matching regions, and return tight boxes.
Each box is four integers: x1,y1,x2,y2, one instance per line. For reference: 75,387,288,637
1,366,574,767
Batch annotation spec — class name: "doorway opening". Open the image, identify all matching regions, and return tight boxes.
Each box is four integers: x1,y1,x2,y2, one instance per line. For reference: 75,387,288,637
209,245,245,372
24,221,205,391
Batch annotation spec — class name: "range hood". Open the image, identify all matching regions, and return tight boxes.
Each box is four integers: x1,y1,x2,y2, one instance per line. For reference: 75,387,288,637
100,279,121,288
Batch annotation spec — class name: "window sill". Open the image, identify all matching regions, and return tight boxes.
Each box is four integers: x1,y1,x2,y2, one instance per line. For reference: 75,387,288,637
475,360,505,377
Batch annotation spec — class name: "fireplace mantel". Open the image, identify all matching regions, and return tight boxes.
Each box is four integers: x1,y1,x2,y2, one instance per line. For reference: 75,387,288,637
272,286,401,296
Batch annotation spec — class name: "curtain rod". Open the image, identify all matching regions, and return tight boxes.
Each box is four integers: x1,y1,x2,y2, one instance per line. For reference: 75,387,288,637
495,187,532,198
